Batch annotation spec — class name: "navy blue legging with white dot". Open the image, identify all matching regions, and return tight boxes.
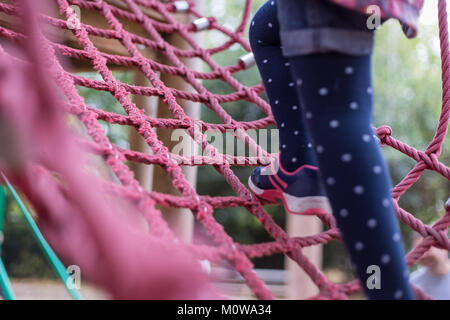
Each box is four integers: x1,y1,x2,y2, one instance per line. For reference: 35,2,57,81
250,1,414,299
249,2,317,172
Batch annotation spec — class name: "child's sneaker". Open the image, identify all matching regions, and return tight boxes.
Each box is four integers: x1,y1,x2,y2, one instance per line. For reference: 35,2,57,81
248,155,331,215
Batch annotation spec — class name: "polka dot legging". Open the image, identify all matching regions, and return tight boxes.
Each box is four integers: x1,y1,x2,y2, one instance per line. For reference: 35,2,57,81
250,1,414,299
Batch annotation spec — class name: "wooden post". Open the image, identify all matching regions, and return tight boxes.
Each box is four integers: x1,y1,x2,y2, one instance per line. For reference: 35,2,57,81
129,71,159,191
151,0,204,243
285,215,323,299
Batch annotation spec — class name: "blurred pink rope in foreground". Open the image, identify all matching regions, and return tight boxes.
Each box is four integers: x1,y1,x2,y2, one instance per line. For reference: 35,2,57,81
0,0,448,299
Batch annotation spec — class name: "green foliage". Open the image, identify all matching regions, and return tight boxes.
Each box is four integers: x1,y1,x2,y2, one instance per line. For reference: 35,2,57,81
1,197,55,279
373,21,450,229
76,71,133,149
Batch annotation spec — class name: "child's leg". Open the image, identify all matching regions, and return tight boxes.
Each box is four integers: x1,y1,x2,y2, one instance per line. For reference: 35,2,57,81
274,0,414,299
248,1,330,216
288,52,413,299
249,1,317,172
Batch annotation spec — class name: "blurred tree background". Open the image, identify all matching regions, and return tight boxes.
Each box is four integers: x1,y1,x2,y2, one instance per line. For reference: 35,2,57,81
1,0,448,281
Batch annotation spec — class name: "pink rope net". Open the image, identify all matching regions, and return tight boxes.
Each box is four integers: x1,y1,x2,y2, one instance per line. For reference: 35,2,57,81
0,0,448,299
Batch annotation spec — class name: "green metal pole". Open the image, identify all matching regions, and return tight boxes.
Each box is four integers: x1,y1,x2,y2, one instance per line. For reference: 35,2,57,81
0,258,15,300
0,185,6,256
2,176,83,300
0,185,16,300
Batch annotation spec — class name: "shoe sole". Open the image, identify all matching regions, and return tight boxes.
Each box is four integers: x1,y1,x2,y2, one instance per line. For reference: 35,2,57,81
248,177,332,215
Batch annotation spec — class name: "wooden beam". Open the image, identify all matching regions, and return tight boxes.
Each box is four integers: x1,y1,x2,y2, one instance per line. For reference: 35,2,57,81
151,1,204,243
0,0,166,71
285,215,323,299
60,1,165,71
129,70,159,192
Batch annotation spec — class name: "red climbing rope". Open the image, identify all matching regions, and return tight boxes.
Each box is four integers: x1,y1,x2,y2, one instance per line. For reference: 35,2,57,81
0,0,448,299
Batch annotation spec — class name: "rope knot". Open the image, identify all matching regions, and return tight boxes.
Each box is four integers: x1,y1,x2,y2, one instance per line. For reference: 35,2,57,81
376,125,392,145
207,17,217,26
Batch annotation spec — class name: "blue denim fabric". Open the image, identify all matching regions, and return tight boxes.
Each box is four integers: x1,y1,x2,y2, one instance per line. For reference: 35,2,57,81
275,0,376,56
